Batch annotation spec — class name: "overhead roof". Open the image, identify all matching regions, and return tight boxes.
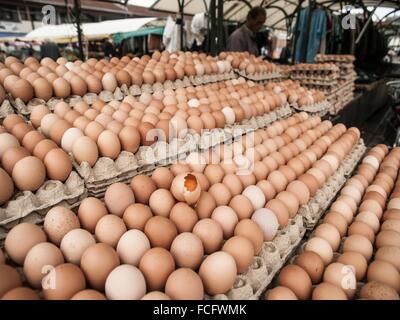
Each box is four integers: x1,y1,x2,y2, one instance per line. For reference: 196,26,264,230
23,17,157,42
150,0,400,30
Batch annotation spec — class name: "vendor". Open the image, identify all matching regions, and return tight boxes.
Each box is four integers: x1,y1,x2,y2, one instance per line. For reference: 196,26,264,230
226,6,266,56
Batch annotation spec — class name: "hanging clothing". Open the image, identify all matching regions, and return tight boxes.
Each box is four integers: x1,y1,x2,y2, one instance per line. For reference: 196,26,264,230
163,16,181,52
191,13,208,47
294,7,327,63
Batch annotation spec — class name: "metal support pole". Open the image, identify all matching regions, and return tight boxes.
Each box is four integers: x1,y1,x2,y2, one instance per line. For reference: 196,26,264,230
301,0,315,62
209,0,217,55
73,0,84,60
355,0,384,45
217,0,224,54
178,0,185,51
291,0,304,64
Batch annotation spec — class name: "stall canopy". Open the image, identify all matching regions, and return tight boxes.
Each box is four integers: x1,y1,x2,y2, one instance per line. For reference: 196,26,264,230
150,0,400,30
23,17,157,42
113,26,164,44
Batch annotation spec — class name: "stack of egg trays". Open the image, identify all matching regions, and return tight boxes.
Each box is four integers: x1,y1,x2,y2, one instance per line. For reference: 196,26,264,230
204,137,365,300
291,99,331,118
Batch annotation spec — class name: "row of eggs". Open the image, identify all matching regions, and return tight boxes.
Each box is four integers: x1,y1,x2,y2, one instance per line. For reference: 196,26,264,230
0,50,246,102
219,51,279,75
0,113,360,299
267,145,400,300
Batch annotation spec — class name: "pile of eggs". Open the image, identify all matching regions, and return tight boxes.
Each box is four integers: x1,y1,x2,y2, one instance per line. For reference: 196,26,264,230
316,54,356,63
0,51,236,102
218,52,279,75
266,145,400,300
0,114,72,205
272,80,326,107
0,111,362,300
290,63,339,73
26,79,297,167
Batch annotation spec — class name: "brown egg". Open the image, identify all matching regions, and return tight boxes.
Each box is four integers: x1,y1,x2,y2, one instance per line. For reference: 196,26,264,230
148,189,175,217
95,215,127,248
348,221,375,243
151,167,174,189
295,251,325,284
275,191,299,218
23,242,64,288
314,223,341,251
343,235,373,261
266,286,298,300
222,236,254,273
265,199,289,228
80,243,120,291
5,223,47,265
1,287,39,300
12,156,46,191
44,206,80,245
287,180,310,205
71,289,106,300
139,247,175,291
256,180,277,201
11,122,32,143
97,130,121,159
312,282,348,300
0,264,22,297
170,232,204,270
192,219,223,254
49,119,71,146
360,281,399,300
53,78,71,98
337,251,368,281
43,148,72,181
21,131,44,154
42,263,86,300
375,230,400,249
199,251,237,295
70,76,87,95
278,265,312,300
169,202,198,233
144,216,177,249
323,262,356,298
229,195,253,220
130,175,157,205
367,260,400,292
1,146,30,175
77,197,108,233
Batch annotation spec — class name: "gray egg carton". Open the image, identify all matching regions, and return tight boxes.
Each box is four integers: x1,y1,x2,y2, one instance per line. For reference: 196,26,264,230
0,99,15,121
0,171,86,244
234,69,285,82
291,99,331,117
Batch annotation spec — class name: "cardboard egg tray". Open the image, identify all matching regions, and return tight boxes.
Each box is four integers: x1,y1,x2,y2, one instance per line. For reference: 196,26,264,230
315,54,356,63
234,69,285,82
204,138,366,300
74,103,293,198
0,171,86,244
0,99,15,122
291,99,331,117
299,139,366,229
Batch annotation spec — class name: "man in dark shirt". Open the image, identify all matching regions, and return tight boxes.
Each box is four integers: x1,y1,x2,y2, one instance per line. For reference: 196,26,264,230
226,6,266,56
